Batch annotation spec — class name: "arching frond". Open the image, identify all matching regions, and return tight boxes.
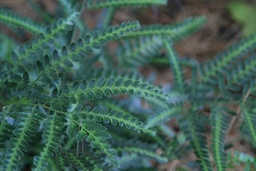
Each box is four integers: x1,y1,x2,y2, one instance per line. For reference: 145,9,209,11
31,21,140,85
55,76,168,104
225,54,256,91
200,35,256,83
125,16,206,41
0,9,45,34
118,36,163,67
164,38,185,93
72,106,154,135
145,106,180,129
14,12,79,64
87,0,167,9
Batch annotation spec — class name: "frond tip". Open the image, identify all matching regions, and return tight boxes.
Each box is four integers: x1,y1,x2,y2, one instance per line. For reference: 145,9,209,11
116,140,168,163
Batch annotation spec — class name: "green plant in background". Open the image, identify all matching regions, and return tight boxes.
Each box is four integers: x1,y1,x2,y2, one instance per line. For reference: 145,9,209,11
0,0,256,171
228,1,256,36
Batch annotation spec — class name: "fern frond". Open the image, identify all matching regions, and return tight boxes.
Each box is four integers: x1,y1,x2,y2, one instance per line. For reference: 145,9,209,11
87,0,167,9
32,21,140,84
57,76,168,104
145,106,180,129
226,54,256,87
0,110,15,149
59,150,104,171
125,16,206,41
242,105,256,147
210,107,230,171
180,114,213,171
118,36,163,67
15,12,79,64
164,38,185,93
0,9,45,34
74,105,154,135
2,107,44,171
59,149,106,171
116,140,168,163
33,112,65,171
79,120,117,165
55,150,67,170
200,35,256,83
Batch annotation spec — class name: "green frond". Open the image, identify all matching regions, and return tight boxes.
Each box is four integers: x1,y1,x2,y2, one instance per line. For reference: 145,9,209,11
0,9,45,34
55,150,67,170
0,110,15,149
180,114,213,171
164,38,185,93
118,36,163,67
73,105,154,135
57,76,168,103
32,21,140,84
200,35,256,83
87,0,167,9
242,105,256,147
79,120,117,165
226,54,256,87
33,112,65,171
145,106,180,129
210,107,230,171
15,12,79,64
59,150,104,171
125,16,206,41
2,107,44,171
116,140,168,163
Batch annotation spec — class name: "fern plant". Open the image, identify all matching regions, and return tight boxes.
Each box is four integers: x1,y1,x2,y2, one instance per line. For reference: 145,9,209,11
1,0,256,171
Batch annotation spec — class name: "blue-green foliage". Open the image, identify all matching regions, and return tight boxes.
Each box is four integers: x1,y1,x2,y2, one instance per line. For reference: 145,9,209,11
1,1,256,171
